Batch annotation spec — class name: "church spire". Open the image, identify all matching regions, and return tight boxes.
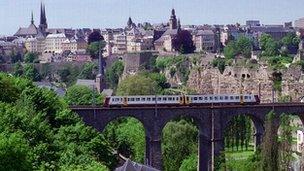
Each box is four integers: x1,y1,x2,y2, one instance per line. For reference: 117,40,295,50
169,8,177,29
39,1,48,33
31,11,34,24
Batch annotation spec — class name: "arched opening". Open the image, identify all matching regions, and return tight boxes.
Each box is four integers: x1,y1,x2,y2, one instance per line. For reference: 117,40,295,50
102,117,146,164
219,114,263,170
277,114,304,170
161,116,200,171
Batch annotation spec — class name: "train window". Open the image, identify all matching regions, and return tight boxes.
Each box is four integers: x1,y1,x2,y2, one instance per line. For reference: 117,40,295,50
142,98,146,101
136,98,140,101
147,98,151,101
245,96,248,100
163,97,167,101
249,96,252,99
230,96,234,100
220,96,223,100
199,97,203,100
225,96,229,100
152,98,156,101
130,98,135,101
194,97,198,100
235,96,239,100
204,97,208,100
168,97,172,100
209,96,213,100
172,97,175,100
158,97,162,101
214,97,218,100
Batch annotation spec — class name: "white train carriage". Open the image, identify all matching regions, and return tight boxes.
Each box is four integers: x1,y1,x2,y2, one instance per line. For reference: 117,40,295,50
186,94,258,105
104,94,260,107
107,95,182,107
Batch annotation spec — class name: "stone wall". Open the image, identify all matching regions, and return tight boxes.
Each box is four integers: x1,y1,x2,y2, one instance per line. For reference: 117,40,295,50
188,65,304,103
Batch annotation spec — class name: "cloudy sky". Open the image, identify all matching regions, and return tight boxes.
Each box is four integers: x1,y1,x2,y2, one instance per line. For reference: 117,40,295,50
0,0,303,35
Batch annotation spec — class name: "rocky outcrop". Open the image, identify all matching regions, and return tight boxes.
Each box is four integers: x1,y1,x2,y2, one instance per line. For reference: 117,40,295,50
187,65,304,103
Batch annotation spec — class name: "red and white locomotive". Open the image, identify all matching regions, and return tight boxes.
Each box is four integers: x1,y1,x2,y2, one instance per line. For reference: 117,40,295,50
103,94,260,107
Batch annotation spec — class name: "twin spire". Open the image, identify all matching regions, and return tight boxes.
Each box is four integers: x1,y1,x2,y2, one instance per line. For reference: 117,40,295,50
31,2,48,32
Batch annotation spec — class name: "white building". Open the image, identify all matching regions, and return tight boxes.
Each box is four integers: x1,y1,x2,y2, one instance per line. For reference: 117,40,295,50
45,33,66,53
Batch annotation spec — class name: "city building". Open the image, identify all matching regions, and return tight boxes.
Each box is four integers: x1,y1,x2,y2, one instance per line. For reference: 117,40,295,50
193,29,216,52
295,18,304,28
45,33,66,53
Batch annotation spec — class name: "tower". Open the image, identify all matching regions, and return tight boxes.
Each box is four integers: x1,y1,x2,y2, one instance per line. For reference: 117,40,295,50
169,8,177,30
31,11,34,24
127,17,133,28
177,18,181,30
39,2,48,33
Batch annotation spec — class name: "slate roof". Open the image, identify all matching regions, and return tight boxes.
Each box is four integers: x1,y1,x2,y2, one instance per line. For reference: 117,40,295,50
14,23,39,37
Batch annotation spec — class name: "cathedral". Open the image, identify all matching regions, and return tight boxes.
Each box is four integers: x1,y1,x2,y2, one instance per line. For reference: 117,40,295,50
14,2,48,38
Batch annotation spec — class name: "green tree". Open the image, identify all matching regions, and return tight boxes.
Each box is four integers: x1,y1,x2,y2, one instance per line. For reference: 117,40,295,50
162,120,198,171
13,62,24,76
179,154,198,171
65,85,103,105
260,111,279,171
281,33,300,54
87,41,106,59
103,118,145,163
57,65,80,86
24,52,39,63
23,64,41,81
224,41,237,59
105,60,124,89
236,36,252,58
278,114,293,170
78,62,98,80
0,132,33,171
116,74,157,95
259,34,273,51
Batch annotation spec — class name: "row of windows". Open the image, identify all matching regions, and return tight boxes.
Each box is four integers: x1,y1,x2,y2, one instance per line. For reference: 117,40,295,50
112,96,253,102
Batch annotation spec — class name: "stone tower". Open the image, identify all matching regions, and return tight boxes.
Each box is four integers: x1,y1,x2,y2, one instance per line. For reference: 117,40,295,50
39,2,48,33
169,9,177,30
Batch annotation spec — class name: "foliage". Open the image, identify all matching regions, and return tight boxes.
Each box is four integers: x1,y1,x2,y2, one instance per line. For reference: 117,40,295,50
78,62,98,80
212,58,226,74
88,31,104,44
116,74,157,95
172,30,196,54
23,64,41,81
162,119,198,171
57,64,80,86
65,85,104,105
0,132,33,171
24,52,39,63
10,51,22,63
224,115,253,151
224,36,252,59
281,33,300,54
103,118,145,163
260,111,279,171
0,73,117,170
87,41,106,59
105,60,124,89
278,114,294,170
179,154,197,171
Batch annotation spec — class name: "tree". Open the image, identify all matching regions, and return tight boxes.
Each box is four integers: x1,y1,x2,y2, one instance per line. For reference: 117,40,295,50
0,132,33,171
13,62,24,76
116,74,157,95
105,60,124,89
87,41,106,59
236,36,252,58
179,154,198,171
278,114,293,170
259,34,273,51
65,85,103,105
260,111,279,171
23,64,41,81
24,52,39,63
78,62,98,80
172,30,195,54
10,51,22,63
162,120,198,171
224,41,237,59
88,31,103,45
259,34,279,56
281,33,300,54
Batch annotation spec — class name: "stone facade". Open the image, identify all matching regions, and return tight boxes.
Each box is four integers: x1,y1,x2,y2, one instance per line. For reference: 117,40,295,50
188,65,304,103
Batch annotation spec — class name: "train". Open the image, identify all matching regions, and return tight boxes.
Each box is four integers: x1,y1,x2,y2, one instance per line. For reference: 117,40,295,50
103,94,260,107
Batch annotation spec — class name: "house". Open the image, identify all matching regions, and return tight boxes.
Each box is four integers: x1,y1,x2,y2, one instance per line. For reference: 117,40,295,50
193,29,216,52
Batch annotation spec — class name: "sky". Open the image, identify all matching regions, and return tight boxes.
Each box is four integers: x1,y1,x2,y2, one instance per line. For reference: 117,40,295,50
0,0,303,35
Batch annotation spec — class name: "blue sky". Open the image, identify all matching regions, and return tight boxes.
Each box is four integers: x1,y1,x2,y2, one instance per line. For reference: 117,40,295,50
1,0,303,35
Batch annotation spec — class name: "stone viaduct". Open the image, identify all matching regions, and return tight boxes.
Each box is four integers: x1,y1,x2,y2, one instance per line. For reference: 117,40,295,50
71,103,304,171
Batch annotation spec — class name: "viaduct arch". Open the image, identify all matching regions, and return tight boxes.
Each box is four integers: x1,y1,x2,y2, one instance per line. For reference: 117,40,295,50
71,104,304,171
